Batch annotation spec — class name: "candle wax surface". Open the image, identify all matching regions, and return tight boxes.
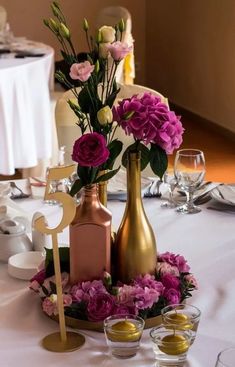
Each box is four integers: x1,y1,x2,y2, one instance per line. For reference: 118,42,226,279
159,334,189,355
106,320,141,342
165,313,193,330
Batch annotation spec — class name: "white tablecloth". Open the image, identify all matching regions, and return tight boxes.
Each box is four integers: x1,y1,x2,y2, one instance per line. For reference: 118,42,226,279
0,192,235,366
0,45,54,175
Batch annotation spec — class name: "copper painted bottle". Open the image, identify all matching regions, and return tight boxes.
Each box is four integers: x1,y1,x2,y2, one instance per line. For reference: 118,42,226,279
69,184,112,284
114,151,157,283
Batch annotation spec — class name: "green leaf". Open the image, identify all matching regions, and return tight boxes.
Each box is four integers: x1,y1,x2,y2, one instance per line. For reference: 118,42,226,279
69,178,83,197
103,140,123,170
106,88,120,108
45,247,70,277
60,50,76,65
149,144,168,179
78,86,91,114
95,167,120,183
121,143,150,171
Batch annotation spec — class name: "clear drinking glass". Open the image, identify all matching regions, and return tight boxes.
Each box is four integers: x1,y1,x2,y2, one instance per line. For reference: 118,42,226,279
161,304,201,345
174,149,206,214
161,168,178,208
215,347,235,367
104,314,145,359
150,324,193,366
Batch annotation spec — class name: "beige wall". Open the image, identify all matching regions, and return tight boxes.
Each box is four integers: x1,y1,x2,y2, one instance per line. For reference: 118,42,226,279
2,0,146,84
146,0,235,133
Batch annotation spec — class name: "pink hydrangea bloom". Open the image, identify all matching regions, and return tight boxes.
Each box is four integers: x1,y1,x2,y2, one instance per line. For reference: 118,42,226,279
69,61,94,82
72,132,109,167
108,41,132,61
158,252,190,273
41,272,70,296
71,279,107,303
133,274,164,294
42,294,72,316
113,93,184,154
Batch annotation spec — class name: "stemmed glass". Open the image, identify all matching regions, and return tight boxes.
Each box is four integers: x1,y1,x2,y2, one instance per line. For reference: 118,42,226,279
161,168,178,208
174,149,206,214
215,347,235,367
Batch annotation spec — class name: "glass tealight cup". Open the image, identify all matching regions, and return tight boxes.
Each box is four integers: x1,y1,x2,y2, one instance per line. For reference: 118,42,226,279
150,324,193,366
161,304,201,344
104,314,145,359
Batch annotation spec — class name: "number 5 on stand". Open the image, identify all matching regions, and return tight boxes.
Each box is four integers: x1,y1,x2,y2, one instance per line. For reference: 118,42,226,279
35,165,85,352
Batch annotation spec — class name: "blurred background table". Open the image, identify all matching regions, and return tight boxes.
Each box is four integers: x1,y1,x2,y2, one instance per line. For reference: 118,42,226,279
0,41,55,176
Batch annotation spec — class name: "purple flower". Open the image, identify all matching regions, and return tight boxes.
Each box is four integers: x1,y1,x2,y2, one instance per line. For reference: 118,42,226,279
71,279,107,303
158,252,190,273
134,286,161,310
156,262,180,277
184,274,199,289
108,41,132,61
161,274,180,290
69,61,94,82
113,93,184,154
72,132,109,167
133,274,164,294
42,294,72,316
87,293,115,321
114,304,137,316
164,288,181,305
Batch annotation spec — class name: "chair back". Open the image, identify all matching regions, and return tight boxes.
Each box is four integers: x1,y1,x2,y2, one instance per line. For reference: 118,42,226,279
96,6,135,85
55,84,168,176
0,6,7,32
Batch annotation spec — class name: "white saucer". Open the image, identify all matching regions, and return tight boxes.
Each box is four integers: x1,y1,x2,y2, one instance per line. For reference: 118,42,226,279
8,251,45,280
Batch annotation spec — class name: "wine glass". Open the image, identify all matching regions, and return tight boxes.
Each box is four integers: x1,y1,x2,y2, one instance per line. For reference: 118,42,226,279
215,347,235,367
161,168,178,208
174,149,205,214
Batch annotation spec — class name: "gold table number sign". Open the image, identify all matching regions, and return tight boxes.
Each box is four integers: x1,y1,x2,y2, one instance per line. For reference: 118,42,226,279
35,166,85,352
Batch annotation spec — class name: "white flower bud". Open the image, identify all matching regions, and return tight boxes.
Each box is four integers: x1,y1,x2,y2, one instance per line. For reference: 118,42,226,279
97,106,113,125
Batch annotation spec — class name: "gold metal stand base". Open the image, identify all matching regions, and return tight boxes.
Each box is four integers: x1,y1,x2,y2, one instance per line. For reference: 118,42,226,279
41,331,85,352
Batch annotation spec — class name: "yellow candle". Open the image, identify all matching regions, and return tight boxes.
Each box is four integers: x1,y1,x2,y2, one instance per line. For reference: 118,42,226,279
159,334,189,355
165,313,193,330
107,321,141,342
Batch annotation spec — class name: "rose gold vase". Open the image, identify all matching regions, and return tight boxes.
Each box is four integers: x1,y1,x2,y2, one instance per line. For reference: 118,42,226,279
69,184,112,284
114,151,157,283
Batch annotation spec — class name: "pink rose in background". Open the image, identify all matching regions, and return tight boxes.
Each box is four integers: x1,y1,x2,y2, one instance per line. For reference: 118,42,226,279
87,293,115,321
156,262,180,277
42,294,72,316
133,274,164,294
158,252,190,273
113,93,184,154
108,41,132,61
184,274,198,289
164,288,181,305
69,61,94,82
72,132,109,167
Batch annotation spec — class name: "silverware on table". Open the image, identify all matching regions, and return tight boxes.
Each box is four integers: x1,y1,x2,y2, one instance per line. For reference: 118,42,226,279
9,182,30,199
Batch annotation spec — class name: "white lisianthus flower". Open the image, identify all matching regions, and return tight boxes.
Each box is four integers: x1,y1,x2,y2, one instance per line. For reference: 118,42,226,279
99,25,116,43
97,106,113,125
99,42,110,59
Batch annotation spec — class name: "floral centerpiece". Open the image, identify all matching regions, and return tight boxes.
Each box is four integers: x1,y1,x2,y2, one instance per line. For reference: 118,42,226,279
30,248,198,324
44,2,184,193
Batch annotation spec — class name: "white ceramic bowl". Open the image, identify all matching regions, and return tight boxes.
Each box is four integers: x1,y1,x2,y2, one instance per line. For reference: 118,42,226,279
0,232,33,262
8,251,44,280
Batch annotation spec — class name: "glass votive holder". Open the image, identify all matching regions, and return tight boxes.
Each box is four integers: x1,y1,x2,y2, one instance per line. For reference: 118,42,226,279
215,347,235,367
150,324,193,366
161,303,201,344
104,314,145,359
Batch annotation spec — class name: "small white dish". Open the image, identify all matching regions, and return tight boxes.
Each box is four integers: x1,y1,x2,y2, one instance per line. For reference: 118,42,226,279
8,251,45,280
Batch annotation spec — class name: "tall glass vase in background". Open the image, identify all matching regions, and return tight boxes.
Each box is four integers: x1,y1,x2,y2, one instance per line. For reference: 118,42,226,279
69,184,112,284
114,151,157,284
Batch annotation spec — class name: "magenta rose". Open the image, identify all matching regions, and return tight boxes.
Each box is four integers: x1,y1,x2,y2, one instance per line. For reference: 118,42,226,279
69,61,94,82
72,132,109,167
87,293,115,321
108,41,132,61
30,269,46,285
164,288,181,305
161,274,180,290
113,93,184,154
158,252,190,273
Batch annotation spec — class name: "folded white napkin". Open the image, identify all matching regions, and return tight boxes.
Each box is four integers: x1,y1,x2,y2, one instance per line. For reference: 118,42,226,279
217,185,235,204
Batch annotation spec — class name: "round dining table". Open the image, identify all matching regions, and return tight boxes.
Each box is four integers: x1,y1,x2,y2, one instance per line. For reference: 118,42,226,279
0,43,54,175
0,184,234,367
